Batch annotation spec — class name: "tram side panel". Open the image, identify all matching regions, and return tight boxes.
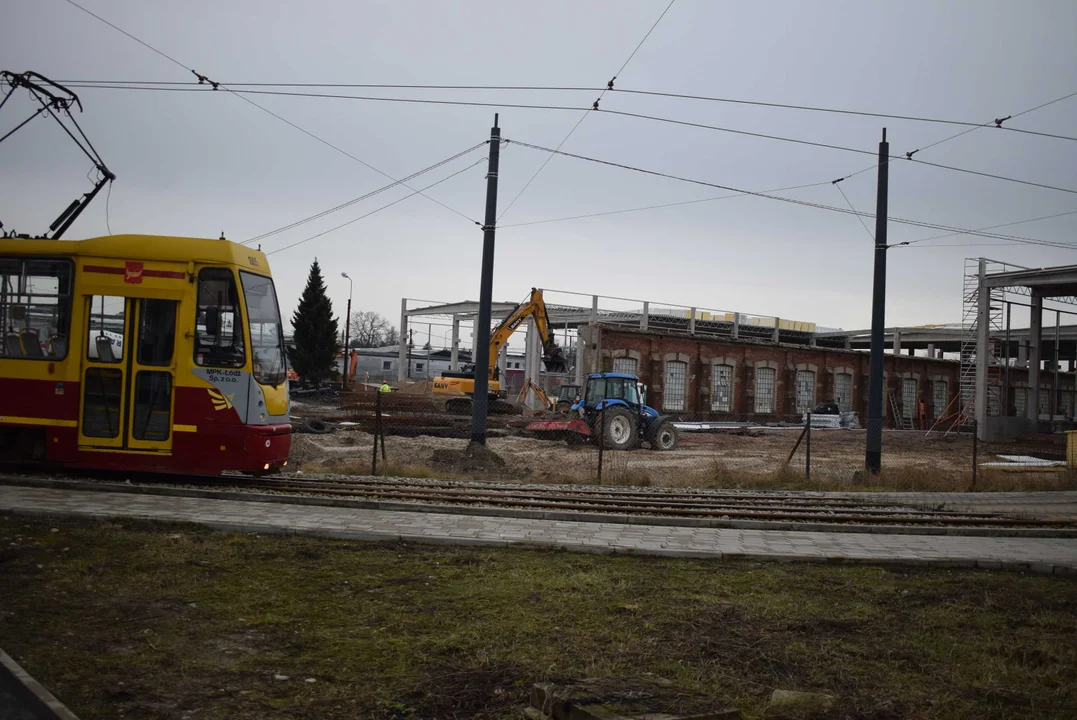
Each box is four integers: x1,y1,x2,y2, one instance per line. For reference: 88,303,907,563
0,256,83,463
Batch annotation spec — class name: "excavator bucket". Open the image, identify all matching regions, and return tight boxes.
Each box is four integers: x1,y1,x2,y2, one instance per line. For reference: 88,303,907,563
543,344,568,374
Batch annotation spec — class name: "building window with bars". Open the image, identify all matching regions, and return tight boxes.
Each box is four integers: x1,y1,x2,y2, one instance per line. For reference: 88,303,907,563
711,364,733,412
612,357,638,376
795,370,815,414
902,378,918,421
1014,387,1027,417
932,380,949,417
1038,390,1049,417
1062,392,1072,418
663,360,687,411
834,372,853,413
755,367,775,414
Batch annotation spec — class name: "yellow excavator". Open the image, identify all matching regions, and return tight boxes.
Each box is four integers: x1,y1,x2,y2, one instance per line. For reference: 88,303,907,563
433,288,567,414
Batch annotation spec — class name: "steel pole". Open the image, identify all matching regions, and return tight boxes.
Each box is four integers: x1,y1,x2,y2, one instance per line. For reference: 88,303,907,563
865,128,889,475
470,115,501,444
342,294,352,390
1054,310,1061,419
1003,302,1011,415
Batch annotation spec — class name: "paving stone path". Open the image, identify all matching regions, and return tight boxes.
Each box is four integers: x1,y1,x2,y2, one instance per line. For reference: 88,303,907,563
2,485,1076,575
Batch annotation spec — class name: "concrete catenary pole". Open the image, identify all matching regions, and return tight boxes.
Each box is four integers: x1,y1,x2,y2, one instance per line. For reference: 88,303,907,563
865,128,890,475
470,115,501,445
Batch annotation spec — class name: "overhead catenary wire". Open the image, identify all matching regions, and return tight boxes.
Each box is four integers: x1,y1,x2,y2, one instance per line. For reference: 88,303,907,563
503,138,1076,250
59,0,480,227
832,181,875,241
266,157,487,256
57,79,1077,144
901,242,1077,249
813,87,1077,194
599,107,1077,196
64,83,1077,197
894,209,1077,248
499,179,833,229
244,141,489,246
610,88,1077,144
901,88,1077,155
495,0,677,222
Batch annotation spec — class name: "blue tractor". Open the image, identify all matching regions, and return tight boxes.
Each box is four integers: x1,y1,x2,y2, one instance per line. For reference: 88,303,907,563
572,372,679,451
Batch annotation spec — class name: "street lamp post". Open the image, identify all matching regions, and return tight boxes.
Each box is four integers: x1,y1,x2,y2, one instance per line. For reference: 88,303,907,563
341,272,353,390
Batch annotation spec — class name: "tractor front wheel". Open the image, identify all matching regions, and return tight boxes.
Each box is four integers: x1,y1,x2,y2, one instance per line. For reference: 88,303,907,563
650,420,679,451
600,406,638,451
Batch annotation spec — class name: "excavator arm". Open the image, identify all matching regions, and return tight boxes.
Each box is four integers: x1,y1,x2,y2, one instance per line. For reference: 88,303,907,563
518,379,555,411
487,288,567,378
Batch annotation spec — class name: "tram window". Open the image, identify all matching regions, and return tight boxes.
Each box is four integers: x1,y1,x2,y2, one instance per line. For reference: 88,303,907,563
132,371,172,441
195,268,246,368
82,367,123,438
137,299,177,367
86,296,126,363
240,272,286,386
0,257,73,360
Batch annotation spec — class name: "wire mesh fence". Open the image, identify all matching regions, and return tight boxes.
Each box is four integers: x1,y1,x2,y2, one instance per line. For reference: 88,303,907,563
286,386,1072,493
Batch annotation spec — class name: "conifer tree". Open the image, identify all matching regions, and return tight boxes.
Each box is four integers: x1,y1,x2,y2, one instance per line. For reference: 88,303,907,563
288,259,339,385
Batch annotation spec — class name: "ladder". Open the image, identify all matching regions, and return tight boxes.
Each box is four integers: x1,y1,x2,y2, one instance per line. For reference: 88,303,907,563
889,388,910,430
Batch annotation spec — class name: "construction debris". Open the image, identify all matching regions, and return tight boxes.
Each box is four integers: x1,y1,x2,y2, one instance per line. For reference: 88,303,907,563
980,454,1067,469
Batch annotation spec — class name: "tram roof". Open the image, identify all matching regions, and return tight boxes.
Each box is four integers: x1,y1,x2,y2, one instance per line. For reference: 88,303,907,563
2,234,271,272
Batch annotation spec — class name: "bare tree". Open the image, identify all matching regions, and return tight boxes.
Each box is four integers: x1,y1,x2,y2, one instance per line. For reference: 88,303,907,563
348,310,396,348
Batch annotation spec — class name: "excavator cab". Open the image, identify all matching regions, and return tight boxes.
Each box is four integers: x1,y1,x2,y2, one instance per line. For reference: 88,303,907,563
554,383,581,412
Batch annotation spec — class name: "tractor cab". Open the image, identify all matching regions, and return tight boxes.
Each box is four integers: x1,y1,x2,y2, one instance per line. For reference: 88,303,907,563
576,373,647,412
571,372,678,451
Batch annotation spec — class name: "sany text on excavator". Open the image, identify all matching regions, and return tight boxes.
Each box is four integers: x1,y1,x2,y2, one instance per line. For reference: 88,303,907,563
433,288,567,414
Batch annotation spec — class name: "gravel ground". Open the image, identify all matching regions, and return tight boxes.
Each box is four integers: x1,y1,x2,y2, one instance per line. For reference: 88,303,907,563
290,426,1069,491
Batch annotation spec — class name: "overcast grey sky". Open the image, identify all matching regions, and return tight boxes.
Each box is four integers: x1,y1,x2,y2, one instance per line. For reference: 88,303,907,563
3,0,1076,336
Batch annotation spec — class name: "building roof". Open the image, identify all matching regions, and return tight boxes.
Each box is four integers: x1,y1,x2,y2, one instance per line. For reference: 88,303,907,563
983,264,1077,300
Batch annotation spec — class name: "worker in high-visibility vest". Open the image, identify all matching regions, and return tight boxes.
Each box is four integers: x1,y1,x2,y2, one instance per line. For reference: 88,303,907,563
379,381,392,393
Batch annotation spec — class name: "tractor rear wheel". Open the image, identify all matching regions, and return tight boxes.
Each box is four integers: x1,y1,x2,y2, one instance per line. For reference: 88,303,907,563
600,406,638,451
650,420,679,451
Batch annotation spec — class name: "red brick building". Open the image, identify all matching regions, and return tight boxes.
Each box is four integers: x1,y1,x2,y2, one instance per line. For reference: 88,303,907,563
579,325,1072,426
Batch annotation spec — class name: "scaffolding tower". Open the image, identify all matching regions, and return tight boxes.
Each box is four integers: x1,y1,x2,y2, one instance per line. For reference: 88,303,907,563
961,258,1021,428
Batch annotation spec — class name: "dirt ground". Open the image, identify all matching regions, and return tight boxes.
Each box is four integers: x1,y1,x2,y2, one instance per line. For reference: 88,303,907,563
290,426,1075,491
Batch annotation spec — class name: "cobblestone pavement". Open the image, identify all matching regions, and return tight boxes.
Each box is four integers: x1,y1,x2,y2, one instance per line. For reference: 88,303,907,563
2,485,1076,575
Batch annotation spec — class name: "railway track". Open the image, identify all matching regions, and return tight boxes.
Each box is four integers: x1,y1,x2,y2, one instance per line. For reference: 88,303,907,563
2,471,1075,535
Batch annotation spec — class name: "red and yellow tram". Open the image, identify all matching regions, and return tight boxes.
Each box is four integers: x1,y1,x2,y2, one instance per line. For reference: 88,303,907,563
0,234,290,475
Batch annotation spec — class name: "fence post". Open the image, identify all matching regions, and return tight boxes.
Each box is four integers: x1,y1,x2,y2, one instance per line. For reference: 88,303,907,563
971,418,978,490
597,405,605,484
380,403,387,464
805,412,812,481
372,391,382,476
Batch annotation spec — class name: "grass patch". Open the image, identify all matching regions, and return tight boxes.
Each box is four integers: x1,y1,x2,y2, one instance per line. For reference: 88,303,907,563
2,516,1075,719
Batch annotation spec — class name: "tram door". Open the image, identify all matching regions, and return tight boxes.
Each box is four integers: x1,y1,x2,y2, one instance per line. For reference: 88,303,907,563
79,296,178,452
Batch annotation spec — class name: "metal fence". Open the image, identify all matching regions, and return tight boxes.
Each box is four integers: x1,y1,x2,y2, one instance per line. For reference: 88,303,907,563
278,386,1077,493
